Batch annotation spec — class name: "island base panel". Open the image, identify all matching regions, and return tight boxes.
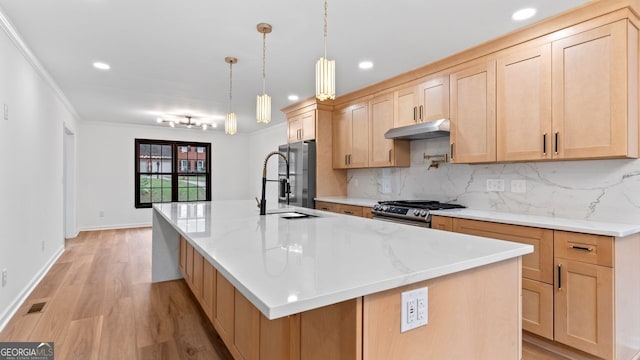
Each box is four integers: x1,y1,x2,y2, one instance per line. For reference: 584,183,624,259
363,257,522,360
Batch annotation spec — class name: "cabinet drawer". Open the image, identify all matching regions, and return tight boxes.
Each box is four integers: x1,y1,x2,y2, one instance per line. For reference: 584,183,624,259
522,279,553,340
315,201,339,213
336,204,365,217
554,231,613,267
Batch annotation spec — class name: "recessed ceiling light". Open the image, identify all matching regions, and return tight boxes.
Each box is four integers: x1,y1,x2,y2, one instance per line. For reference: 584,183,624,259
288,95,299,101
512,8,536,21
92,62,111,70
358,61,374,70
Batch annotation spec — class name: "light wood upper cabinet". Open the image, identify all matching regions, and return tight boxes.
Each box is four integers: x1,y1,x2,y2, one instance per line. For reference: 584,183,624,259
394,75,449,128
552,20,637,159
333,102,369,168
450,60,497,163
288,110,316,143
369,92,410,167
497,44,552,162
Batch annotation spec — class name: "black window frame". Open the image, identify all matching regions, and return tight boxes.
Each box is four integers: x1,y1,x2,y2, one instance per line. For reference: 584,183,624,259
135,139,212,209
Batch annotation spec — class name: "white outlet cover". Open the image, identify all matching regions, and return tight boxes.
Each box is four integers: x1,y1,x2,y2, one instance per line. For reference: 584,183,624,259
3,104,8,120
401,287,428,332
511,179,526,193
486,179,505,192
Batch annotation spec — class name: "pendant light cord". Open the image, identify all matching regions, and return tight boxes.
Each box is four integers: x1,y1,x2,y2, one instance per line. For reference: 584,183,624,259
323,0,328,59
229,61,233,113
262,32,267,95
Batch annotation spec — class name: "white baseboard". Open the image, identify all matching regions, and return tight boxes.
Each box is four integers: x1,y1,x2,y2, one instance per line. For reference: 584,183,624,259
0,245,65,332
77,222,151,232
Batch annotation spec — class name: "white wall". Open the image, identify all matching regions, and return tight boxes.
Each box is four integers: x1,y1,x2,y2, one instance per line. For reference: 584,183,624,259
0,20,79,325
77,121,252,230
348,138,640,224
247,122,288,211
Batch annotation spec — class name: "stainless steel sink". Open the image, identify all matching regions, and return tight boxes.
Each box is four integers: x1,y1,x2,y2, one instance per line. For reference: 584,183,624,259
268,211,318,219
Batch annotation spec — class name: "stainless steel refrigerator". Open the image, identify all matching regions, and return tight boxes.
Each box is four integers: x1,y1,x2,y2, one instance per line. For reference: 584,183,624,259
278,141,316,209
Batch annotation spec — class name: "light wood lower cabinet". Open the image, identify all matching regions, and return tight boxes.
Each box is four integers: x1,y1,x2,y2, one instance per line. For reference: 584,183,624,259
522,278,554,340
315,201,372,218
431,215,452,231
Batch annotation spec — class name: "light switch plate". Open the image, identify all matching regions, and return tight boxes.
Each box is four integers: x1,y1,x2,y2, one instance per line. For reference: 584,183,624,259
511,179,526,193
3,104,8,120
401,287,428,332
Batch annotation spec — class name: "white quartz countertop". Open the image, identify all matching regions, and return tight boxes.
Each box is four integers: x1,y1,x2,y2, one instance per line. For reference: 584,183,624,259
431,209,640,237
314,196,379,207
154,201,532,320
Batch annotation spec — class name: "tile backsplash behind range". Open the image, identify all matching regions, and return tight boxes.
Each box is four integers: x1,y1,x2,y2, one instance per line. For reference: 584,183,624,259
347,138,640,224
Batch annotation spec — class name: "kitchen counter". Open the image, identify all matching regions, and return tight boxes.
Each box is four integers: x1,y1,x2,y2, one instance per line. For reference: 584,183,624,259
151,200,532,320
430,209,640,237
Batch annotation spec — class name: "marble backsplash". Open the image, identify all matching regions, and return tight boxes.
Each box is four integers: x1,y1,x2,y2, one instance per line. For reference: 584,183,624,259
347,138,640,224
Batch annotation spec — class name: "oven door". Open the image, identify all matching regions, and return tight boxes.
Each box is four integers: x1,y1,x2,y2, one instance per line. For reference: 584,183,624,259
372,215,430,228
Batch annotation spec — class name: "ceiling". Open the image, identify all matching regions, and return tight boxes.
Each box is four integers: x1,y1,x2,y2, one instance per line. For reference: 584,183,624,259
0,0,590,133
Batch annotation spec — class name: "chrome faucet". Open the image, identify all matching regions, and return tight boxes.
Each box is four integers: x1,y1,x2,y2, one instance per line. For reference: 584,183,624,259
258,151,289,215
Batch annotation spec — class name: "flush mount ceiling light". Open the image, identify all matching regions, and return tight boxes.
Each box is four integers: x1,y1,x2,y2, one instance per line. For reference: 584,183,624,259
288,95,299,101
92,61,111,70
156,114,212,130
358,61,374,70
512,8,536,21
316,0,335,101
225,56,238,135
256,23,272,124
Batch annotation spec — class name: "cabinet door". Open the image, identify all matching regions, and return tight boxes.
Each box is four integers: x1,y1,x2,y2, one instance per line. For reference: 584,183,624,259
554,258,614,359
315,201,339,213
552,20,633,159
452,219,553,284
179,236,187,276
288,115,302,143
522,278,553,340
450,60,497,163
420,75,449,122
191,250,204,300
300,111,316,141
215,272,236,349
234,290,260,360
332,110,350,169
394,85,419,127
369,93,396,167
497,44,552,161
201,260,216,322
185,241,194,284
349,102,370,168
431,216,452,232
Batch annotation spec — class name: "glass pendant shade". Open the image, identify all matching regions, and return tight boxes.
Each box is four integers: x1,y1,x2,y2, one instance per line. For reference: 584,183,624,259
225,112,237,135
256,93,271,124
316,57,335,101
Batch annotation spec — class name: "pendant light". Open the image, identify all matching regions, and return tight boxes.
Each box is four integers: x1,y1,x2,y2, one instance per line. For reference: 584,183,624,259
316,0,335,101
256,23,272,124
225,57,238,135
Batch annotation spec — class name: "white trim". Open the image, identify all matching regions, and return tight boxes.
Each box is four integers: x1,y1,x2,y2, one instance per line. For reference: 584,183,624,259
0,246,65,332
77,223,151,232
0,5,81,122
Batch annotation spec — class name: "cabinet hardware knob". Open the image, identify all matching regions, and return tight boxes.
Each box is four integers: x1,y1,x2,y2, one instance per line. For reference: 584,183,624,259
570,245,593,252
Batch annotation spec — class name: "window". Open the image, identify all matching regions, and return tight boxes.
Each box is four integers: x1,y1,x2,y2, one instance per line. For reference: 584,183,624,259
135,139,211,208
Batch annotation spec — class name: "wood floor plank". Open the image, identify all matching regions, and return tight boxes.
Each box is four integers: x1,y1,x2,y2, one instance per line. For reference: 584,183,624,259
28,262,72,300
138,339,182,360
29,284,83,345
132,283,175,348
97,297,137,360
58,316,104,360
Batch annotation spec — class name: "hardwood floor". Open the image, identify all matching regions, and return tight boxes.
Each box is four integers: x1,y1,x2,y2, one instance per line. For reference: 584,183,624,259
0,228,232,360
0,228,573,359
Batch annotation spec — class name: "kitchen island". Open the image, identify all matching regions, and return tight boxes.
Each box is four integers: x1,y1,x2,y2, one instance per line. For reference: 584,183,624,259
152,201,532,359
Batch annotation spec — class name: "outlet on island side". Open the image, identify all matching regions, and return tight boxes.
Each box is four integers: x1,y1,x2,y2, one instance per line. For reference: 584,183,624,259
401,287,428,332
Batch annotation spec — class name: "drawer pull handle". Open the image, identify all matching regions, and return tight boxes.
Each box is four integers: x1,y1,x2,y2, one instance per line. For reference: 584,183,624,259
542,133,547,156
558,264,562,290
343,210,354,215
554,131,559,154
413,107,417,121
570,245,593,252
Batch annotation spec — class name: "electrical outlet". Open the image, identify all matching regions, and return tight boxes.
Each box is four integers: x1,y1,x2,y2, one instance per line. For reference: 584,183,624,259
380,178,392,194
41,240,45,252
3,104,7,120
511,179,526,193
486,179,505,192
2,269,7,287
401,287,428,332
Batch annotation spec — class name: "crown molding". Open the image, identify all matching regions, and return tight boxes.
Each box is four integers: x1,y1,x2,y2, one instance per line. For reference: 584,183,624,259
0,5,82,122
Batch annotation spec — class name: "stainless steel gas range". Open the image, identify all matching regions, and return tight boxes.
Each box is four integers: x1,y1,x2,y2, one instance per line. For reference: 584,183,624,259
371,200,465,227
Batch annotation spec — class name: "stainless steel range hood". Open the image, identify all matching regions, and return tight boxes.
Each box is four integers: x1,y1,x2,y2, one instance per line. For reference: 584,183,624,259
384,119,450,140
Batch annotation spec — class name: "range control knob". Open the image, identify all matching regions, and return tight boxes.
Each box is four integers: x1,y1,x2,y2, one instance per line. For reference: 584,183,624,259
382,205,389,211
420,210,428,217
413,209,420,216
373,204,380,211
